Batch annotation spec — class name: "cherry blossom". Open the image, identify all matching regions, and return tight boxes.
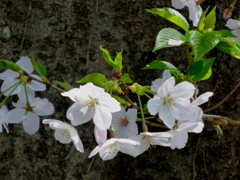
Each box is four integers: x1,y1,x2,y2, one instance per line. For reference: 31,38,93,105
6,87,54,134
151,70,171,92
61,83,121,130
112,106,138,138
147,77,196,129
171,0,203,26
225,18,240,43
89,138,140,160
0,56,46,96
43,119,84,153
169,122,204,149
129,132,172,156
0,105,9,133
94,126,107,145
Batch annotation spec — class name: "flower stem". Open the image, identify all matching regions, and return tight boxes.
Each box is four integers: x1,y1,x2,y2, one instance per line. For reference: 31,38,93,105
137,94,148,132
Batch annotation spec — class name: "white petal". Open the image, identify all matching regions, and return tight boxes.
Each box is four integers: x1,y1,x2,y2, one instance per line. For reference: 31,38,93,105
158,77,175,97
28,74,46,91
69,128,84,153
170,130,188,149
54,129,72,143
89,145,101,158
178,122,204,133
7,108,25,123
171,81,195,99
171,0,186,9
126,108,138,122
151,78,163,92
171,100,195,120
225,19,240,30
162,70,171,80
17,56,33,74
98,93,121,113
0,70,18,80
80,83,105,98
159,105,175,129
43,119,71,129
61,88,86,103
17,85,35,104
147,97,163,115
66,103,92,126
22,113,40,134
1,78,22,96
99,145,118,160
192,92,213,106
93,106,112,130
32,98,54,116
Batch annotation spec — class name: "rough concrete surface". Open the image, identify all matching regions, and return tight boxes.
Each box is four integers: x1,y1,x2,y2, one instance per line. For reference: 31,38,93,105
0,0,240,179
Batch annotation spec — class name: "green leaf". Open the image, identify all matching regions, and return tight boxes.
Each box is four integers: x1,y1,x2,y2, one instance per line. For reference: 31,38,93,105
113,51,122,73
104,80,121,93
100,46,115,67
203,6,217,30
0,59,22,72
153,28,186,51
29,55,47,82
121,73,132,83
188,57,216,81
76,73,108,87
53,79,73,91
146,8,189,31
214,30,237,38
216,42,240,59
197,6,210,32
187,30,220,61
111,95,130,108
142,60,179,71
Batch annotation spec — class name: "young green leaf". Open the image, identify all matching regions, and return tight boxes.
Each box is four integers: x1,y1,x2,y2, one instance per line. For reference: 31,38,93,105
121,73,132,83
113,51,123,73
188,57,216,81
216,42,240,59
214,30,237,38
187,30,220,61
100,46,115,67
76,73,108,87
153,28,186,51
104,80,121,93
53,79,73,91
0,59,22,72
203,6,217,30
146,8,189,31
142,60,179,71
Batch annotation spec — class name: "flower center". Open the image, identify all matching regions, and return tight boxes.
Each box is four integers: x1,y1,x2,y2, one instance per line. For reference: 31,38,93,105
85,96,99,113
164,96,177,108
143,135,156,148
109,142,119,153
58,129,71,139
118,118,129,127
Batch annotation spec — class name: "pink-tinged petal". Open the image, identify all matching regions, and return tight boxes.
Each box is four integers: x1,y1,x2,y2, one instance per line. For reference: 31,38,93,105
126,108,138,122
7,109,26,123
147,98,163,115
171,0,186,9
80,83,105,98
0,70,18,80
17,85,35,103
61,88,86,103
93,106,112,130
28,74,46,91
22,113,40,134
157,77,175,97
94,126,107,145
151,78,163,92
1,78,22,96
54,129,72,143
159,105,175,129
171,81,195,99
32,98,54,116
16,56,33,74
170,131,188,149
66,103,92,126
192,92,213,106
69,128,84,153
225,19,240,30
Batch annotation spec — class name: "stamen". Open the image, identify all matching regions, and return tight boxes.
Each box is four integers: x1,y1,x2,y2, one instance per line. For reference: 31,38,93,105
108,143,119,153
59,130,71,139
118,118,129,127
84,96,99,113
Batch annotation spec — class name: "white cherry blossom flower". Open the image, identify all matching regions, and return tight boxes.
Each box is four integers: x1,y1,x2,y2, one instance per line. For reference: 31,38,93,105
6,87,54,134
129,132,172,156
88,138,140,160
0,56,46,96
225,18,240,43
147,77,195,129
61,83,121,130
151,70,171,92
169,121,204,149
43,119,84,153
171,0,203,26
0,105,9,133
112,106,138,138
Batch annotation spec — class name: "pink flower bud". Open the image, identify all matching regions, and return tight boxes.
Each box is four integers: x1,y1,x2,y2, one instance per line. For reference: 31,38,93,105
223,7,233,20
94,126,107,145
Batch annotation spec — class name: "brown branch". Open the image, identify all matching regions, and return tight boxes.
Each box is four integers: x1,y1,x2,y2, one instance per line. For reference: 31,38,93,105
204,82,240,113
145,121,169,129
203,114,240,126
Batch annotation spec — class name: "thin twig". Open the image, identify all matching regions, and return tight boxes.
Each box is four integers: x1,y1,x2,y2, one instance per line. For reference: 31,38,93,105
86,156,95,172
204,82,240,113
203,114,240,126
145,121,169,129
192,137,200,180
